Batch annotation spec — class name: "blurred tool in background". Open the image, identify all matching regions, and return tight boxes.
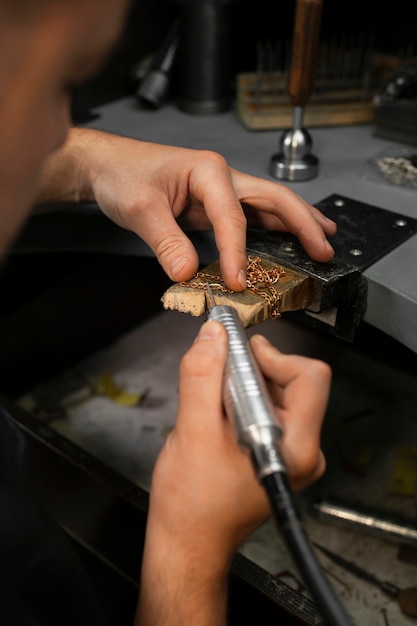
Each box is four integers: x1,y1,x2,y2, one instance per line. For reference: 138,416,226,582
237,33,378,131
177,0,232,114
270,0,322,182
374,59,417,146
133,0,233,115
310,497,417,548
135,19,180,109
129,0,417,139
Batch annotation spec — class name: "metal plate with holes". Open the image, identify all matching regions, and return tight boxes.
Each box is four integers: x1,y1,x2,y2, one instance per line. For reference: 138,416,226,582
301,194,417,270
247,194,417,342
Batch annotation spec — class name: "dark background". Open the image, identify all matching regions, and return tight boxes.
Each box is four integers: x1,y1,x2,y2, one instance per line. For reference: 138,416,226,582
72,0,417,114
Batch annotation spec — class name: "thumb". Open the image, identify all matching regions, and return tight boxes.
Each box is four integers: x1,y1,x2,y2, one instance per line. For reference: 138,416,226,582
176,321,228,436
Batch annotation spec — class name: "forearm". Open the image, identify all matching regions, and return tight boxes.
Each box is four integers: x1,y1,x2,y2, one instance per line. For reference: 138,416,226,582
134,523,230,626
34,127,104,207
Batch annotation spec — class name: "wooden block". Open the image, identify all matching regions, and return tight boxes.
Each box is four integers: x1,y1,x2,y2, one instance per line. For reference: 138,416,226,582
236,72,376,130
161,256,314,328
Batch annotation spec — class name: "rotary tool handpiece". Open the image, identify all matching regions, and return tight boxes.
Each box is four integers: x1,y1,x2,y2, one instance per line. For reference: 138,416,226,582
206,294,355,626
205,289,355,626
207,302,287,480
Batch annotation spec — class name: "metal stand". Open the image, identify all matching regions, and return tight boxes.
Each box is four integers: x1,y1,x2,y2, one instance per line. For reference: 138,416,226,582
270,106,319,181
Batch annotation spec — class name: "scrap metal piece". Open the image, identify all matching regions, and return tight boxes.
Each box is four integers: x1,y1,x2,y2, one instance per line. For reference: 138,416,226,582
310,497,417,548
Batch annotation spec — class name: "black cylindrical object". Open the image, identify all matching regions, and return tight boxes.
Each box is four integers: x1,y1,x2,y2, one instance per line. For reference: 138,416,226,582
177,0,231,114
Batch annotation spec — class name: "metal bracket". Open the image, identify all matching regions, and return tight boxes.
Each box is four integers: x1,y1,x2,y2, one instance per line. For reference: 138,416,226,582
247,194,417,341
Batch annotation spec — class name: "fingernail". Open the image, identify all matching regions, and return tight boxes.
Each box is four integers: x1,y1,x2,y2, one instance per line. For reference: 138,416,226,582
325,240,334,254
238,269,247,290
196,320,222,341
170,256,189,279
251,333,270,346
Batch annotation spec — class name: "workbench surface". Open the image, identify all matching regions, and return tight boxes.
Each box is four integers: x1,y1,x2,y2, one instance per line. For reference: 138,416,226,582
11,97,417,626
17,96,417,352
21,308,417,626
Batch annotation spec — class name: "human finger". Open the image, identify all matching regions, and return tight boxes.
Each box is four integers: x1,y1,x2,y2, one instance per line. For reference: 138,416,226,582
250,334,330,488
231,170,337,262
188,151,249,291
176,320,229,438
123,191,202,282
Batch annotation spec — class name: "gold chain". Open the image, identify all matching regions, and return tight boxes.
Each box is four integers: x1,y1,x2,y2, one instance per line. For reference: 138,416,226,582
180,255,285,319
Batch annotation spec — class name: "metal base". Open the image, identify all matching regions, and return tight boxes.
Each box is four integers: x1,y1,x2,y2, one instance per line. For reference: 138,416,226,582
269,152,319,182
246,193,417,341
177,97,230,115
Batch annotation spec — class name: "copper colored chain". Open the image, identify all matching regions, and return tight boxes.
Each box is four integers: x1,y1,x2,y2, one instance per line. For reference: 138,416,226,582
180,255,285,319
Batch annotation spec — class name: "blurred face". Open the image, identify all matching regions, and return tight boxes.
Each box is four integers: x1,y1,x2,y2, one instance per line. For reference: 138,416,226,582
0,0,129,255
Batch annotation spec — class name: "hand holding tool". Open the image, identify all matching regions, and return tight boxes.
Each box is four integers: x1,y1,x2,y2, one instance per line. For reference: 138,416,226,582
205,284,355,626
270,0,322,181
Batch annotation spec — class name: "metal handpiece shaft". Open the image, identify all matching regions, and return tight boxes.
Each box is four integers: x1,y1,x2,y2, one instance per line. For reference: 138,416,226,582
207,302,286,480
206,291,355,626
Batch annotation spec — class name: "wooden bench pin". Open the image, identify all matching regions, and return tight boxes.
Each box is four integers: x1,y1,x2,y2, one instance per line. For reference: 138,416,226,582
161,254,314,328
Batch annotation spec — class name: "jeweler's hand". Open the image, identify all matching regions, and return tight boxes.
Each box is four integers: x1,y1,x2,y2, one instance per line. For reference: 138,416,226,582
135,322,330,626
38,128,336,292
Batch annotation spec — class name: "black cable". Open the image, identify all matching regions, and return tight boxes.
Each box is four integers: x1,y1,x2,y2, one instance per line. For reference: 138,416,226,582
262,471,355,626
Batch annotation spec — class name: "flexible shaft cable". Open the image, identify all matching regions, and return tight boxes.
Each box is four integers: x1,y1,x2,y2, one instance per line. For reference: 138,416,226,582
262,470,354,626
